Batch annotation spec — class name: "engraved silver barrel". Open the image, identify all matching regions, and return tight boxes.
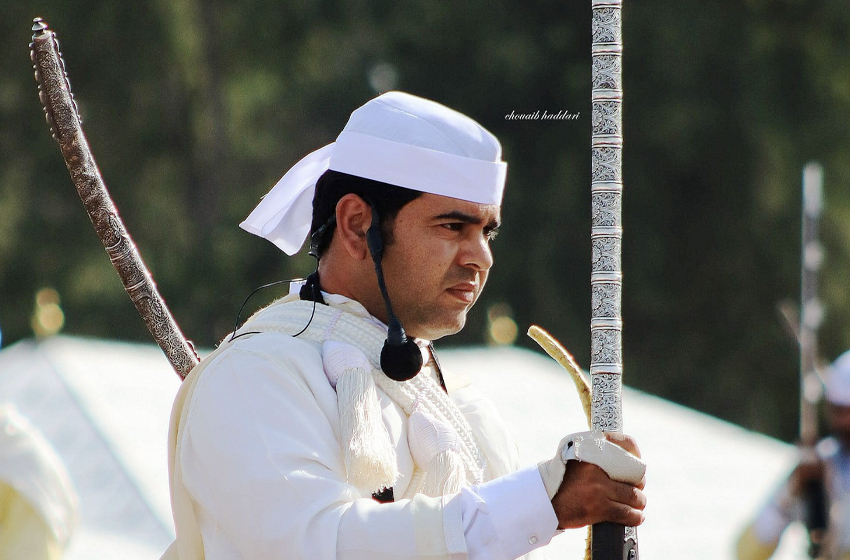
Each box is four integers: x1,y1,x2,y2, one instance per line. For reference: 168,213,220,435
30,18,199,379
590,1,638,557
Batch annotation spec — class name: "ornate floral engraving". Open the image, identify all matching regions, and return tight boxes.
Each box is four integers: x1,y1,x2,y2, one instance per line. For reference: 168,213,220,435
591,146,622,183
592,100,621,136
591,237,621,272
592,7,621,45
591,191,621,227
592,55,621,91
591,283,621,318
591,373,622,432
591,329,622,364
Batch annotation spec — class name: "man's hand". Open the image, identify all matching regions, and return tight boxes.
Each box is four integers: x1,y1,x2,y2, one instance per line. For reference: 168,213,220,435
551,433,646,530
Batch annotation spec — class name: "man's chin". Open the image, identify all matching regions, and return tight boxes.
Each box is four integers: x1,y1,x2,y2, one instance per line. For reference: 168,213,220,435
410,313,467,341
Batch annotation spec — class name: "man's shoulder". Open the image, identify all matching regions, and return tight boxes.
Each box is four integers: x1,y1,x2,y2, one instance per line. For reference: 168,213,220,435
182,332,335,425
184,332,325,407
205,331,323,378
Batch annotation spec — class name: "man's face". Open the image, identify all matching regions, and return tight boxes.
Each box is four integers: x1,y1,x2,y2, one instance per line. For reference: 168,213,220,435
380,193,501,341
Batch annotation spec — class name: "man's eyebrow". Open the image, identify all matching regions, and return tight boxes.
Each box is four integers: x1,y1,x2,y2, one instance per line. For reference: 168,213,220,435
433,211,501,229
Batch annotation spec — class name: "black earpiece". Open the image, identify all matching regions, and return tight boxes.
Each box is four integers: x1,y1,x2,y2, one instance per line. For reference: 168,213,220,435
364,204,423,381
299,271,325,305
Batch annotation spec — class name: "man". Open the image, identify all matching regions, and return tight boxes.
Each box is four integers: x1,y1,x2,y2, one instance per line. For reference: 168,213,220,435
737,349,850,560
163,91,646,560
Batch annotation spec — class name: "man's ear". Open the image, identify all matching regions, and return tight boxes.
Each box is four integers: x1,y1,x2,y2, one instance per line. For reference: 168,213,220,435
334,194,372,260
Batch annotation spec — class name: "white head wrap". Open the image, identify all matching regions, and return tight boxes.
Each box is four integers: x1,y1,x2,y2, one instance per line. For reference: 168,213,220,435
240,91,507,255
826,350,850,406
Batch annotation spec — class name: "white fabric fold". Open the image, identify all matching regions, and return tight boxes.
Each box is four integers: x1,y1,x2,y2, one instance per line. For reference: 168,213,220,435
561,430,646,485
467,466,559,560
0,404,78,548
827,349,850,406
537,430,646,500
408,410,466,497
239,143,334,256
330,131,506,206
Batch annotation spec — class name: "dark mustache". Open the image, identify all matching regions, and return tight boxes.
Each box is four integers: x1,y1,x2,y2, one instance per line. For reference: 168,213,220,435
444,270,479,287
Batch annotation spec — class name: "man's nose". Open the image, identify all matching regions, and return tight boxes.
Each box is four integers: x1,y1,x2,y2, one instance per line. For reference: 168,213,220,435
460,234,494,271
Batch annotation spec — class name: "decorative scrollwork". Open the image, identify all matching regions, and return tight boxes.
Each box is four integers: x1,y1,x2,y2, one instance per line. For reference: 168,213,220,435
591,146,622,183
31,19,199,380
591,283,621,318
592,55,621,91
592,100,621,136
592,237,621,272
591,373,622,432
592,7,621,45
591,329,622,364
591,191,621,227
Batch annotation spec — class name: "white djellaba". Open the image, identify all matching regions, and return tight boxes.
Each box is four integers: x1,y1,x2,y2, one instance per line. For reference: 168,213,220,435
826,349,850,406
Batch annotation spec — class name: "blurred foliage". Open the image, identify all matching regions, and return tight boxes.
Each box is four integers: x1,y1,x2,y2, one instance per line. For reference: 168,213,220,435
2,0,850,442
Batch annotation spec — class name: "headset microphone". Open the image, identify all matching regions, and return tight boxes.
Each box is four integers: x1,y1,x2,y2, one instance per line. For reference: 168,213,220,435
365,205,423,382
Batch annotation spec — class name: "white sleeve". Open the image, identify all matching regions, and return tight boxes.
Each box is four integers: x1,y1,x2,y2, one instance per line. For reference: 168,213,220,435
752,477,802,543
455,465,559,560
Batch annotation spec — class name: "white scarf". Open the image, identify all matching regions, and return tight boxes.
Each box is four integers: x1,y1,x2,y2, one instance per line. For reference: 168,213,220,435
238,296,485,497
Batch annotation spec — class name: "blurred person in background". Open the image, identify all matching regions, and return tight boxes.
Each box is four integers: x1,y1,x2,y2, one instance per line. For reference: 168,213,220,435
0,403,77,559
737,349,850,560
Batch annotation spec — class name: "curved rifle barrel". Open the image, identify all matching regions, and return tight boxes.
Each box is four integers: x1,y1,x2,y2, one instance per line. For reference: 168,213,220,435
590,1,638,557
30,18,198,379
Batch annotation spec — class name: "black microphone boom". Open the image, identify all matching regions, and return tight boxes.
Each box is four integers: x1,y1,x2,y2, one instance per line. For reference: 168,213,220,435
365,204,423,381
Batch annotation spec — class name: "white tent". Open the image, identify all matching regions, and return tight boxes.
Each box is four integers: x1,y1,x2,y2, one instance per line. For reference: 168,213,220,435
0,335,808,559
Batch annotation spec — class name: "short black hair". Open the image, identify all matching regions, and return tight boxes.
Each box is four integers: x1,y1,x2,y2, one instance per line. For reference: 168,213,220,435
310,170,423,257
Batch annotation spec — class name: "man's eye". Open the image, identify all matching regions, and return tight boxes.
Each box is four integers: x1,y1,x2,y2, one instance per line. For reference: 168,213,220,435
442,223,463,231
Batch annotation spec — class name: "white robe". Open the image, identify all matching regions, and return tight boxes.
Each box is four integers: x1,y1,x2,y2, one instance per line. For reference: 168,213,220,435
0,404,77,559
162,295,556,560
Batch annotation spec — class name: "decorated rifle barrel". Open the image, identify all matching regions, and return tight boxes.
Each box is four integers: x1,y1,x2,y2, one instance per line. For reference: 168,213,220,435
799,162,824,446
30,18,199,379
800,161,829,551
799,163,827,557
591,1,638,557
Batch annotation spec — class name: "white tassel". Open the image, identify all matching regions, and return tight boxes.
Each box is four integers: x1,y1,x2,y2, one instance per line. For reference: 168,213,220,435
421,449,467,497
323,341,398,492
408,410,467,497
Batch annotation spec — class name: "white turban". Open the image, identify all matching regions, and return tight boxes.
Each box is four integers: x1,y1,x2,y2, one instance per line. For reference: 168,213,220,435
240,91,507,255
826,350,850,406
